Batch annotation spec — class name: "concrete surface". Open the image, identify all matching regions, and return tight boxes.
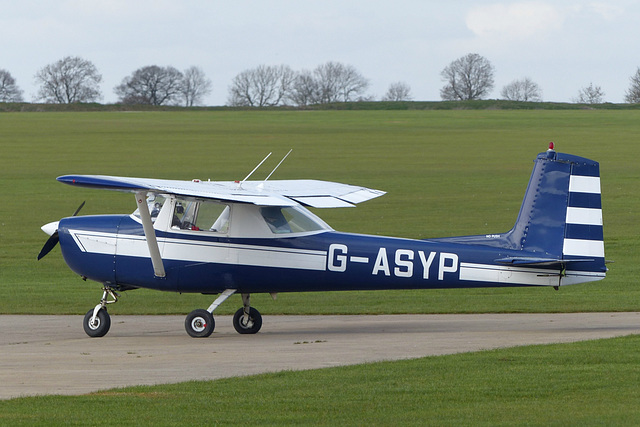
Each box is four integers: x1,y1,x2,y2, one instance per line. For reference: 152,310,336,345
2,312,640,399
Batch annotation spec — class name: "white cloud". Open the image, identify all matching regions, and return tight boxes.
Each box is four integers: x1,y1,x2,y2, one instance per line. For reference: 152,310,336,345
587,2,624,21
466,2,564,39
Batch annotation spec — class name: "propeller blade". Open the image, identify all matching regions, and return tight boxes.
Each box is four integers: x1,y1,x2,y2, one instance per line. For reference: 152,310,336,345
37,202,84,260
72,201,86,217
37,231,59,260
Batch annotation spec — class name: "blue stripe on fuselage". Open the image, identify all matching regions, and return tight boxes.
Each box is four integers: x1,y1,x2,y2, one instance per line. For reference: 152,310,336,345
57,215,593,294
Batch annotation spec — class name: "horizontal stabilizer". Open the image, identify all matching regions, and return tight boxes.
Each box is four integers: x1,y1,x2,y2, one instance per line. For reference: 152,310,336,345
495,256,595,267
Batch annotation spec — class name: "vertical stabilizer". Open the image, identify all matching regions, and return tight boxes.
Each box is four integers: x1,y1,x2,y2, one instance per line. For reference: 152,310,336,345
505,145,606,282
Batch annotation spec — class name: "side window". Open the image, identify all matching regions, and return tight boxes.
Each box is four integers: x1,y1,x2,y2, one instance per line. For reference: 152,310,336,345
172,200,194,229
260,206,327,234
196,202,230,233
172,198,230,233
261,207,292,234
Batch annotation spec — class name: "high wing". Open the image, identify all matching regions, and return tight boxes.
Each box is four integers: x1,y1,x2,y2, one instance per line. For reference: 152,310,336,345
56,175,385,208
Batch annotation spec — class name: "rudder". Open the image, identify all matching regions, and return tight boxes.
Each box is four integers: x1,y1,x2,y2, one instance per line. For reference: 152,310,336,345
505,144,606,283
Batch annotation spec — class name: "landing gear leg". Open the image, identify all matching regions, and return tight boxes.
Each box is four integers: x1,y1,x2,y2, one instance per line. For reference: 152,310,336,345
83,285,118,337
232,293,262,334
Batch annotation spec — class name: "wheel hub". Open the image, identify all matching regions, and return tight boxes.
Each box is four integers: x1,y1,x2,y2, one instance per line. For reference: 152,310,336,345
88,317,100,330
191,317,207,332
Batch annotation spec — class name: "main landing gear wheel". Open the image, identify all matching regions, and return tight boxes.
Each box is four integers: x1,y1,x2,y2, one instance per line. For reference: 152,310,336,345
233,307,262,334
83,308,111,338
185,309,215,338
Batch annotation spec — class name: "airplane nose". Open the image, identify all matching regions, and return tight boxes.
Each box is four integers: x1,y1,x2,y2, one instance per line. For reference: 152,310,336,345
41,221,59,237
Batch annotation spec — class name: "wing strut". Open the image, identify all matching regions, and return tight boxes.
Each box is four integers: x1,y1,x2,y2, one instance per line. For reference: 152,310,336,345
135,192,166,278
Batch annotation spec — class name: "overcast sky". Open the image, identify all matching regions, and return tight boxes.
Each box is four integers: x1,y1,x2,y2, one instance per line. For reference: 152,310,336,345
2,0,639,105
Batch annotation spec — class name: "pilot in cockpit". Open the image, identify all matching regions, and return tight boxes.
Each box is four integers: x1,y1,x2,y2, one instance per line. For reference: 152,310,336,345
261,207,291,233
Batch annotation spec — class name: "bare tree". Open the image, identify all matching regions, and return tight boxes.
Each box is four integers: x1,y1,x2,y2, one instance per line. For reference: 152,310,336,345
382,81,412,101
440,53,495,101
312,62,341,104
115,65,184,105
290,70,319,106
229,62,369,107
0,69,24,102
624,67,640,103
575,82,605,104
181,66,212,107
227,65,296,107
500,77,542,102
312,61,369,104
34,56,102,103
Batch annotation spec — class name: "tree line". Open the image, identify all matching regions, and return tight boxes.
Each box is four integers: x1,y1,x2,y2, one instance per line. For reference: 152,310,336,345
2,54,640,106
0,56,213,107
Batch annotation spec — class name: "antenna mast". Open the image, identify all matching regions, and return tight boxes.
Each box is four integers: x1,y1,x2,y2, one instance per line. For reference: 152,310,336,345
264,149,293,182
240,152,272,186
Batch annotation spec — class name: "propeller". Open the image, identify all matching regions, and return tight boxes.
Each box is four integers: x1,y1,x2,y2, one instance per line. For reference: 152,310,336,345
37,201,85,260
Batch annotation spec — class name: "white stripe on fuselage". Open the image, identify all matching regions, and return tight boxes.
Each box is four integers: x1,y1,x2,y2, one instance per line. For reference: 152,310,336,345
68,230,327,271
459,262,558,286
68,230,605,286
459,262,605,286
69,230,117,254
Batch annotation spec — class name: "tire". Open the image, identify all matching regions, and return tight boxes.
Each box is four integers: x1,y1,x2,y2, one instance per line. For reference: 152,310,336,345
185,309,215,338
83,308,111,338
232,307,262,334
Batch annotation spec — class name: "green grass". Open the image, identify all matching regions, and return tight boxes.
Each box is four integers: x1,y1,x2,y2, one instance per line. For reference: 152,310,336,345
2,335,640,425
2,109,639,422
3,99,640,112
1,109,639,315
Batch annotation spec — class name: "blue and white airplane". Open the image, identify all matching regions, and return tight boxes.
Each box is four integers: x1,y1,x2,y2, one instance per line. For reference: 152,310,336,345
38,144,607,338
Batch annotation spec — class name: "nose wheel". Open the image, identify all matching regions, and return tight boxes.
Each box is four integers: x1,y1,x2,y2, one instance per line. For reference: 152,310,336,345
83,308,111,337
83,285,119,338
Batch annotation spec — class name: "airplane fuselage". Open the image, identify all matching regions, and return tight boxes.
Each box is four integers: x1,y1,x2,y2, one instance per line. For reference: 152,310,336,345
57,213,592,295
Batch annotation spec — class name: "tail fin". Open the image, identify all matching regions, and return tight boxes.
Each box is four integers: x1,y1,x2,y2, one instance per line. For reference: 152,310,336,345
505,145,606,284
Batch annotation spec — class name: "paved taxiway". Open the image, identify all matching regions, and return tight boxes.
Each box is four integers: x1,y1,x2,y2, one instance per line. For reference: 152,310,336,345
2,312,640,399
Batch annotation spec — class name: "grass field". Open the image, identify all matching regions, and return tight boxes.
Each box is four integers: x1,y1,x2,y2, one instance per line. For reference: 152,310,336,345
1,108,639,422
2,335,640,425
1,109,639,315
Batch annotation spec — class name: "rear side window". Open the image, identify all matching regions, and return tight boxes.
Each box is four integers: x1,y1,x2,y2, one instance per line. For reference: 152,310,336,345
260,206,328,234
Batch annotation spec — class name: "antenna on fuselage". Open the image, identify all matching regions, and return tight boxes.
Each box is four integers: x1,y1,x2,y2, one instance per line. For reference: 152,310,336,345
238,152,272,188
264,149,293,182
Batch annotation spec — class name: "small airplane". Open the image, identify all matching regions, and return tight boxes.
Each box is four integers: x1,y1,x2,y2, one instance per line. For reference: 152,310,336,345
38,144,607,338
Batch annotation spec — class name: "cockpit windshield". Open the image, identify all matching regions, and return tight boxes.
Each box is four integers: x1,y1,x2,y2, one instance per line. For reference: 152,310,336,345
132,194,166,223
